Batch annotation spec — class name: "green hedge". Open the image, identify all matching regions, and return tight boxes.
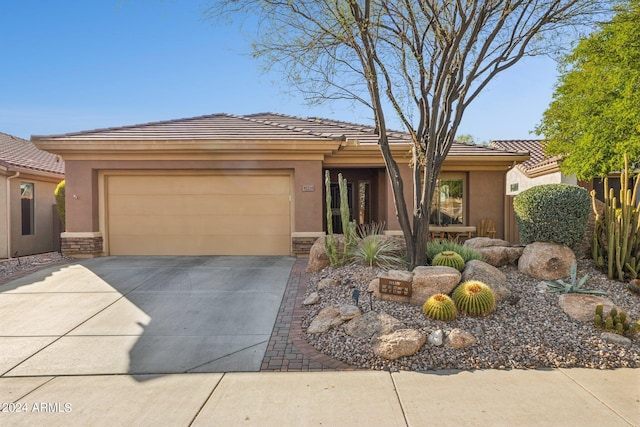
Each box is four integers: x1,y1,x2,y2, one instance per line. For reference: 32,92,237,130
513,184,590,250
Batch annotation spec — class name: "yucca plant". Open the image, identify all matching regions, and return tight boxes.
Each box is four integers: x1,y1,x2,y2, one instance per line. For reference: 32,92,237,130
545,263,609,295
353,235,406,268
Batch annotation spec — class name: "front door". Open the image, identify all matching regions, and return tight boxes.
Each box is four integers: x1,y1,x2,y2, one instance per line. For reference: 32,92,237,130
324,169,378,233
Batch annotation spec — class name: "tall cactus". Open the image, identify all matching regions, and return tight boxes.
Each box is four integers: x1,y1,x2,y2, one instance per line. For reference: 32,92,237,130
592,154,640,281
324,170,339,266
323,171,357,266
338,173,357,265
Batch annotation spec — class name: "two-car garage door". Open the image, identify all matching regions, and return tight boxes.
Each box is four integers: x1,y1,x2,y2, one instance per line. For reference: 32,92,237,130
105,172,291,256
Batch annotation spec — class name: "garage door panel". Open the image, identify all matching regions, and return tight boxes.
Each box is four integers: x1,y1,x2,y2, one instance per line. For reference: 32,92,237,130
109,235,292,256
109,175,290,196
106,173,292,256
109,194,290,216
110,214,290,236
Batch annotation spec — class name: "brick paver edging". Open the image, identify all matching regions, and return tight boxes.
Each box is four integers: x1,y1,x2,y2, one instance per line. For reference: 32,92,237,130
261,258,356,371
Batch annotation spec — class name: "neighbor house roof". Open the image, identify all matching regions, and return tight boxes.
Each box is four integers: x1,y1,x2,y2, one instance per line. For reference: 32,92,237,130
32,112,529,161
489,140,559,177
0,132,65,175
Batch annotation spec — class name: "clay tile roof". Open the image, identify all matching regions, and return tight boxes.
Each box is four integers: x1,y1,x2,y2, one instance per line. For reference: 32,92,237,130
489,140,558,174
0,132,64,175
32,112,528,159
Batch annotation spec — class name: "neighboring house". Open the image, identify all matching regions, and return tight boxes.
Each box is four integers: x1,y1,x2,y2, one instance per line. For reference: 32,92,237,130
32,113,528,257
0,132,65,258
490,139,638,202
489,140,578,196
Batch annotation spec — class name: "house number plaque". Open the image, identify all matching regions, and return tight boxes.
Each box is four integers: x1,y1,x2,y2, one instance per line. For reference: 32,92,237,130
379,277,412,297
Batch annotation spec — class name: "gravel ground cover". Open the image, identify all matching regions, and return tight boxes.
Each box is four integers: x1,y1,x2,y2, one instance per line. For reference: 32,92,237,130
303,259,640,370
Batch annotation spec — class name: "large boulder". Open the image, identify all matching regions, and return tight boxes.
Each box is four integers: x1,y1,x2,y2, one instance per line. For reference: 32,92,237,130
373,329,426,360
463,238,523,267
518,242,576,280
307,235,345,273
343,311,405,339
410,266,461,306
464,237,511,249
461,260,511,301
558,294,616,322
307,306,344,334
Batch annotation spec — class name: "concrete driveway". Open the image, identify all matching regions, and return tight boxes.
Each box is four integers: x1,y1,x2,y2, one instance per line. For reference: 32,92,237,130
0,256,295,377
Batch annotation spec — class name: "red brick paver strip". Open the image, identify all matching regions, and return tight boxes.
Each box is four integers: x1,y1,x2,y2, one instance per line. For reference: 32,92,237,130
261,258,355,371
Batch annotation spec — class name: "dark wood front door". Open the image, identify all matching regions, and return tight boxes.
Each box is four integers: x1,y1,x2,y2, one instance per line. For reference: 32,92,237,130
325,169,379,233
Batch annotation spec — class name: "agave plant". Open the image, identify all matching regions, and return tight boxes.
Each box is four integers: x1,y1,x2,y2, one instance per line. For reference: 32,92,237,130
545,263,609,295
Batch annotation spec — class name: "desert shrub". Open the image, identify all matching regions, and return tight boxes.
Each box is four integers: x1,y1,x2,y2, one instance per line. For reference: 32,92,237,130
426,239,483,264
513,184,590,250
54,180,65,228
353,235,406,268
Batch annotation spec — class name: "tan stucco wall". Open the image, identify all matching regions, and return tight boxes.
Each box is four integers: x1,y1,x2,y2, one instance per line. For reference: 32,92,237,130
64,159,324,236
8,174,61,257
468,170,507,239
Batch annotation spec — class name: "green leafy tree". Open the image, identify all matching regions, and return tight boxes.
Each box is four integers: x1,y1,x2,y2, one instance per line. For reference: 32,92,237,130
209,0,610,268
536,0,640,180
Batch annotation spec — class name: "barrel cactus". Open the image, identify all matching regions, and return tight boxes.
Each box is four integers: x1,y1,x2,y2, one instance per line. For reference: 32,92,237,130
432,251,465,271
452,280,496,317
422,294,457,321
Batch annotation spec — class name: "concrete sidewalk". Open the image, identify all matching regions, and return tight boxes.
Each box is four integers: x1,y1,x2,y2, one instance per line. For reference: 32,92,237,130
1,369,638,426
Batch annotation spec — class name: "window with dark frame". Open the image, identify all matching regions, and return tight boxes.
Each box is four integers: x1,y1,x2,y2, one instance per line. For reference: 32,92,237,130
430,176,465,225
21,182,34,235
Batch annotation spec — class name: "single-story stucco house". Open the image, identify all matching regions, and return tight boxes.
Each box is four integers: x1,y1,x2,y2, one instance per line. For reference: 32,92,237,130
0,132,65,258
32,113,529,258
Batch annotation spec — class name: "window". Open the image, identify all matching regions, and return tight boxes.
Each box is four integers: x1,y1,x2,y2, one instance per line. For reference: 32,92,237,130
430,175,465,225
510,183,519,192
21,182,34,235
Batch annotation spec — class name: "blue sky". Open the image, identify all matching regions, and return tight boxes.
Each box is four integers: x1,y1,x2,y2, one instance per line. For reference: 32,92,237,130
1,0,560,142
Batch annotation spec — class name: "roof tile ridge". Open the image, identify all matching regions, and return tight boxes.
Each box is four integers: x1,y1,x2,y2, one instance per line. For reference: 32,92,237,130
32,113,232,139
0,131,27,141
241,113,344,140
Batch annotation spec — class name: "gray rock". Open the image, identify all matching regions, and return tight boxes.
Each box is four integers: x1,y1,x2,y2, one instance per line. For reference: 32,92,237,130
373,329,426,360
411,266,461,306
558,294,616,322
339,304,361,321
461,260,511,301
518,242,576,280
317,278,341,290
302,292,320,305
343,311,405,339
307,306,344,334
428,329,444,346
445,328,476,349
601,332,632,348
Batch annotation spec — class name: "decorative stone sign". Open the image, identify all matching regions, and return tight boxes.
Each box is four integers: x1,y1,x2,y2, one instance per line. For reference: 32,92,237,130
379,277,412,297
